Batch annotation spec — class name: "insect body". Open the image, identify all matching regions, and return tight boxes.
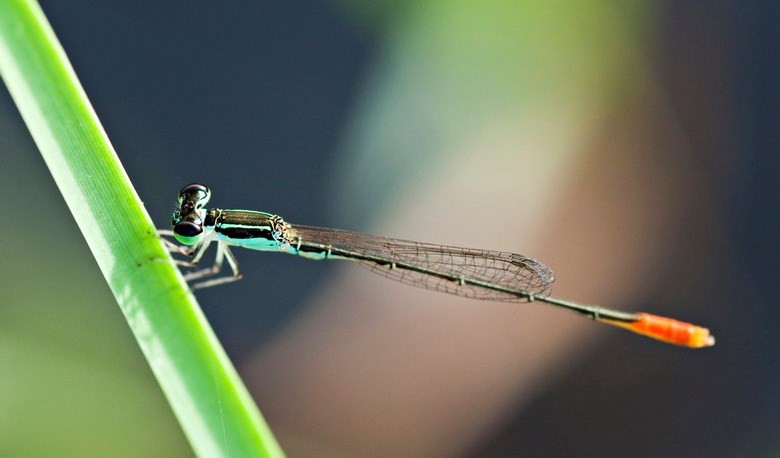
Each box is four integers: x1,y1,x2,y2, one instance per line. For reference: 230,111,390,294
163,184,714,348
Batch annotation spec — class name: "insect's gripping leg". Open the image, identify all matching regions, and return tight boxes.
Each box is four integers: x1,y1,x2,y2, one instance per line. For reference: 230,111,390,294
189,243,243,289
180,239,218,280
158,230,242,289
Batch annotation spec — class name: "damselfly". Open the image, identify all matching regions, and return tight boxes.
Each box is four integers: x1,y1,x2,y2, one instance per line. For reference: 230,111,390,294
161,184,715,348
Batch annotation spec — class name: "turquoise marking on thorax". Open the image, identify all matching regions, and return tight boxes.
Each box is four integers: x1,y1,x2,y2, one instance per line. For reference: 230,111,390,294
216,231,283,251
213,208,344,259
214,209,287,252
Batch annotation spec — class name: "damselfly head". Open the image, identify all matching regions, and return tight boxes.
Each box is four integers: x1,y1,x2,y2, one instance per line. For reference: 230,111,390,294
171,183,211,245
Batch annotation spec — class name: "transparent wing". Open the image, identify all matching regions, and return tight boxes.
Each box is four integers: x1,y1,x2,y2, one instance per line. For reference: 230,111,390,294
287,224,555,302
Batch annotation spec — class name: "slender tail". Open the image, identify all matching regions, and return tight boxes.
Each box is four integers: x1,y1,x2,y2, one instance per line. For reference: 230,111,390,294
534,295,715,348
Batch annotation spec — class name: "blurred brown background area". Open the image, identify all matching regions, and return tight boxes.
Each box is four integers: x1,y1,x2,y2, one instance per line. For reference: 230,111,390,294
1,1,777,457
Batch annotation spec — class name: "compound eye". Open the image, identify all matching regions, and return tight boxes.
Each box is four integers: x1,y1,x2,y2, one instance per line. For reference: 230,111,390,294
174,221,202,237
178,183,211,206
173,221,204,245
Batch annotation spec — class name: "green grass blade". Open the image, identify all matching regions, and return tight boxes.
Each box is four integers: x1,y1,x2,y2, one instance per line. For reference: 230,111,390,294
0,1,284,456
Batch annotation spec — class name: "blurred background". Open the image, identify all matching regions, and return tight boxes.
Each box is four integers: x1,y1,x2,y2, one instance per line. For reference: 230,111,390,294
1,1,778,456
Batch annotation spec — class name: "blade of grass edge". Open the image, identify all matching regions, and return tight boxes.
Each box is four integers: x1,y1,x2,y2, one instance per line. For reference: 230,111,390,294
0,1,284,456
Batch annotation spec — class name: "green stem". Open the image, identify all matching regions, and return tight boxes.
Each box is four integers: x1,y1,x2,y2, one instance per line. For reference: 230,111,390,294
0,1,284,456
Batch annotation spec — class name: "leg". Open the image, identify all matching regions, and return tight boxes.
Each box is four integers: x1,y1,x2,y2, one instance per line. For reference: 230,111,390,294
182,239,221,280
189,243,243,289
158,230,243,289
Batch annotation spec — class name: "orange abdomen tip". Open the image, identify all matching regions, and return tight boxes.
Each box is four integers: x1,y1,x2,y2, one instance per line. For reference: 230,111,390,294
604,313,715,348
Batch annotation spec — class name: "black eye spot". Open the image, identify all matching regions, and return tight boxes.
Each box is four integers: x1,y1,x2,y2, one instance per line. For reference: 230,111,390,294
174,221,203,237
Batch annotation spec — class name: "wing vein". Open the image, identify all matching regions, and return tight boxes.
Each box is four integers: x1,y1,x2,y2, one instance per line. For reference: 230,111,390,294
288,224,554,302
